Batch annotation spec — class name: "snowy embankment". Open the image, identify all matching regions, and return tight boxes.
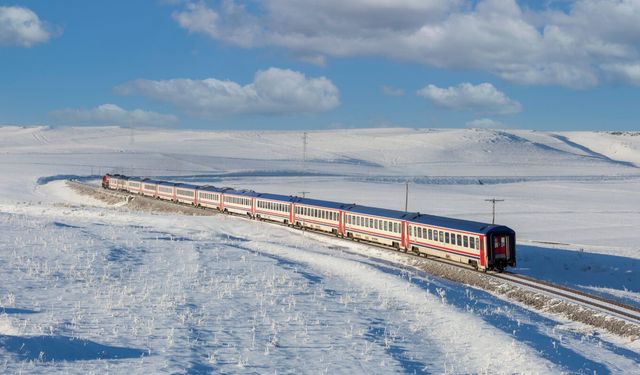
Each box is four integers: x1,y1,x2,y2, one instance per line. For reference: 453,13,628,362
1,125,639,373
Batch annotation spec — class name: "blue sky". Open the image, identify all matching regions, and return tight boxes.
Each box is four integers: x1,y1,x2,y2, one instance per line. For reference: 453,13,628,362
1,0,639,130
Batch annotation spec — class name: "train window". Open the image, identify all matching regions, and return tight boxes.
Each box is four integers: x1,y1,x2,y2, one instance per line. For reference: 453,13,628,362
470,238,475,249
464,236,468,247
428,229,432,240
383,221,388,231
457,234,462,246
444,232,449,243
394,223,399,233
369,218,373,228
438,231,443,242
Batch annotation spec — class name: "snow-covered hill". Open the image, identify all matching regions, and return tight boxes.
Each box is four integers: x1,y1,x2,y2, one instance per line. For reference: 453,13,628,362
1,125,639,373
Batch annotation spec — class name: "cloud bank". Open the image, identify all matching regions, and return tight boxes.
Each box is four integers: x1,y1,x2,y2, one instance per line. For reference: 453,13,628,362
0,6,52,47
171,0,640,88
417,82,522,114
465,118,506,129
51,104,178,127
116,67,340,117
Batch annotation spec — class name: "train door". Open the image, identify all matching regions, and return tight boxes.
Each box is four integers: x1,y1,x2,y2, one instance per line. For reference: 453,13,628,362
494,235,508,260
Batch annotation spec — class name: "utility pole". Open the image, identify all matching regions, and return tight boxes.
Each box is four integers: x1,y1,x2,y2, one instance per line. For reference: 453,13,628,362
298,191,310,233
485,198,504,224
404,181,409,212
302,132,307,167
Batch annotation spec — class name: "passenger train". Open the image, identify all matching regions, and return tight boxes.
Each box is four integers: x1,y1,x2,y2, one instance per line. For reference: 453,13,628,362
102,174,516,271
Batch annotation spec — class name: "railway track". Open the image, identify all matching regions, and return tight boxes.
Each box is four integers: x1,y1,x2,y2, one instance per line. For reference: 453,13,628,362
494,272,640,325
68,180,640,336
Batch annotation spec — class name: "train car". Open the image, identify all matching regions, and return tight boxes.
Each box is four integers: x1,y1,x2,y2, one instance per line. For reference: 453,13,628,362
292,197,349,235
141,180,160,198
407,214,516,271
100,174,516,271
343,205,414,248
115,175,128,191
255,193,295,224
221,189,258,217
174,183,199,205
101,174,125,190
197,186,225,210
126,177,144,194
156,181,176,201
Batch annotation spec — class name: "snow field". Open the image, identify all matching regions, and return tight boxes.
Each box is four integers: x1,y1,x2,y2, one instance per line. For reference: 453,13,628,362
1,125,640,373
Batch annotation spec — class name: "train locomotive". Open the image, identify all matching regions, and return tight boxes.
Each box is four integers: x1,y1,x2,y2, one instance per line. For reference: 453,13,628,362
102,174,516,271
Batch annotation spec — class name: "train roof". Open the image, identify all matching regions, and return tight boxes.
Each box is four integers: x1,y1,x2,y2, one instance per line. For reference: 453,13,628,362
292,196,354,210
409,213,514,235
157,180,177,186
199,185,227,193
142,179,162,185
346,204,419,220
224,189,261,198
175,183,200,190
255,192,296,202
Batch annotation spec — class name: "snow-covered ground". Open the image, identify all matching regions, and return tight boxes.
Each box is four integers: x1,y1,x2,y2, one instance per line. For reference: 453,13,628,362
1,125,639,373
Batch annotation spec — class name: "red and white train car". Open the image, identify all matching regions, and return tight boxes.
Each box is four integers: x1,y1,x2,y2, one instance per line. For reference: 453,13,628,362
101,174,516,271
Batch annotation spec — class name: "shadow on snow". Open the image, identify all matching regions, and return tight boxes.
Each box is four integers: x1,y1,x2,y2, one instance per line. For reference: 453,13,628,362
516,245,640,308
0,334,148,362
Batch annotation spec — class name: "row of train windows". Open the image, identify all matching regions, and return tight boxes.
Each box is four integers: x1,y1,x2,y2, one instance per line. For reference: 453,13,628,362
176,189,195,197
345,215,400,233
258,201,288,212
199,192,219,201
225,196,251,206
144,184,155,190
129,182,140,188
295,206,339,221
411,226,477,249
158,186,173,194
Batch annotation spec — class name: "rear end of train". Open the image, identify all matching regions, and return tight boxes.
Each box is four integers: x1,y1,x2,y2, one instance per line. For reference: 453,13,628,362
485,226,516,271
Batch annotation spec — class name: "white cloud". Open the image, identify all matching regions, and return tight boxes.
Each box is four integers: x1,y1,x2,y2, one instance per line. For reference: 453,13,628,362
465,118,506,129
171,0,260,47
0,6,52,47
116,67,340,117
381,85,405,97
170,0,640,88
417,83,522,114
51,104,178,127
602,63,640,86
